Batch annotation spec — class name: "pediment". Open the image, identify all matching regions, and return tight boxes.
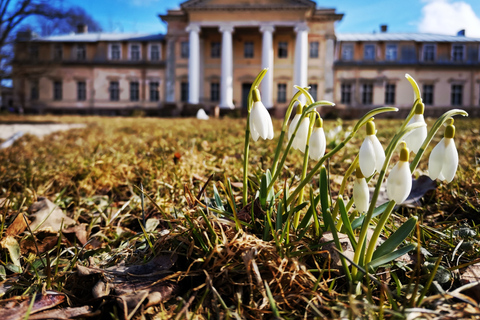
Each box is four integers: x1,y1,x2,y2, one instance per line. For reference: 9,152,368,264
181,0,316,10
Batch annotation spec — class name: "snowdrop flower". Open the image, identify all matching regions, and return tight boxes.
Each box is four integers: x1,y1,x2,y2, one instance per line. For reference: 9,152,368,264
387,142,412,204
359,120,385,177
428,120,458,183
309,117,326,161
353,166,369,213
288,103,310,153
403,102,427,154
249,89,274,141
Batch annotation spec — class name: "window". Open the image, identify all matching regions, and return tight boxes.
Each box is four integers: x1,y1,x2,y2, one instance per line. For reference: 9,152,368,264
244,41,254,58
30,44,38,60
30,80,39,100
364,44,375,60
278,42,288,58
211,41,220,58
309,83,318,101
341,83,352,104
423,84,434,105
452,44,465,61
277,83,287,103
451,84,463,106
110,81,119,101
181,41,189,59
423,44,435,62
181,82,189,102
385,44,397,61
77,81,86,101
401,46,417,62
341,44,353,61
53,44,63,60
362,83,373,105
130,81,139,101
385,83,395,105
210,82,219,102
53,81,62,101
76,44,86,60
149,81,159,101
309,41,319,58
130,44,141,61
150,44,160,61
110,43,121,60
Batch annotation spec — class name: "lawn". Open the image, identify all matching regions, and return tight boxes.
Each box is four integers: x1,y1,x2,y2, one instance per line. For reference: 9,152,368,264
0,112,479,319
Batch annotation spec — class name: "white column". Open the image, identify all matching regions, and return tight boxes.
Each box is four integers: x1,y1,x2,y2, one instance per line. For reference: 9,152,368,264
324,36,335,101
187,24,200,104
294,24,309,103
219,24,234,109
260,24,275,109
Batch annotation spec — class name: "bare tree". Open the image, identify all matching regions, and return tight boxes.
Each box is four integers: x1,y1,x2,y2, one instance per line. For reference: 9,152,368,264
35,5,103,36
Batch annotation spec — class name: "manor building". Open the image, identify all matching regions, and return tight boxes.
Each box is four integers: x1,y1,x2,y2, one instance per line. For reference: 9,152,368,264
11,0,480,117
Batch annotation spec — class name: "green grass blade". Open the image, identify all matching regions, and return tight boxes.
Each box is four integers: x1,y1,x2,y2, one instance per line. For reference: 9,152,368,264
351,202,389,230
264,281,281,319
212,184,225,211
338,196,357,249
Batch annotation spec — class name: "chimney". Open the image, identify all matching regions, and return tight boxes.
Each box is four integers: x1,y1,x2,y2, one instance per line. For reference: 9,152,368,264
457,29,465,36
77,24,88,34
380,24,388,33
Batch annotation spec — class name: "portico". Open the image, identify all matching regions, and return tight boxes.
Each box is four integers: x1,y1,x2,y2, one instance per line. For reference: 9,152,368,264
160,0,343,114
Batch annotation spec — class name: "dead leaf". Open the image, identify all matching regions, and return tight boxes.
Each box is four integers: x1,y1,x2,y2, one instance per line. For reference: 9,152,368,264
20,236,58,255
0,236,21,268
460,263,480,302
0,291,65,320
27,306,99,320
403,175,437,208
62,224,88,246
5,213,28,237
27,197,75,232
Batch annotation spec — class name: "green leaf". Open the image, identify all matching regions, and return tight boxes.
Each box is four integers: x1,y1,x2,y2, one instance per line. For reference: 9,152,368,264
338,197,357,249
372,216,418,260
323,208,352,281
351,202,389,230
319,166,330,230
369,244,416,269
259,170,273,209
212,184,225,211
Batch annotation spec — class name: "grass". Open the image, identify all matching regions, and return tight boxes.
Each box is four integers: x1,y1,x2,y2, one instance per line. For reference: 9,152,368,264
0,114,479,319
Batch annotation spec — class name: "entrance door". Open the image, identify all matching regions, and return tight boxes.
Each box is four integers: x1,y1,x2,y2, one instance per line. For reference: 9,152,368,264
242,83,253,109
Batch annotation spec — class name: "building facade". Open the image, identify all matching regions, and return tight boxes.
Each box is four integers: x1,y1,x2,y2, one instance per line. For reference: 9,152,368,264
11,0,480,117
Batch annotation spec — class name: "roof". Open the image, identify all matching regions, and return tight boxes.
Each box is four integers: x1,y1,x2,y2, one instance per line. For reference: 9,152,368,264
32,32,164,43
337,32,480,42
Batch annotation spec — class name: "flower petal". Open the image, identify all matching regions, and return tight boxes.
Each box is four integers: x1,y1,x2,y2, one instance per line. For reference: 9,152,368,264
295,118,310,153
441,138,458,183
387,161,412,204
404,114,427,154
370,135,385,173
251,101,269,139
359,137,376,177
288,114,300,141
309,127,326,161
428,138,446,180
353,177,369,213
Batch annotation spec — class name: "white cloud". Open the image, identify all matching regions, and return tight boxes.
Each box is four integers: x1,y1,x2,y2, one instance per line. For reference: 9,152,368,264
418,0,480,37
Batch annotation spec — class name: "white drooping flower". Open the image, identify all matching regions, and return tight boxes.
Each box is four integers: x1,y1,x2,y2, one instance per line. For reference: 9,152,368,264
403,102,427,154
359,120,385,177
428,121,458,183
353,166,369,213
387,142,412,204
288,103,310,153
249,89,274,141
309,117,326,161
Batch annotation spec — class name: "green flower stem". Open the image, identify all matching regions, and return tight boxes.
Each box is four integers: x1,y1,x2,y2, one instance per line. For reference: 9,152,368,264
266,102,323,193
364,200,396,268
242,68,268,207
294,112,316,228
285,106,398,207
351,121,426,279
270,90,304,177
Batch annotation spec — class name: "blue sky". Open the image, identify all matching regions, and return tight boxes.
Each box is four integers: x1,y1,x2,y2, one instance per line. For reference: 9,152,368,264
62,0,480,37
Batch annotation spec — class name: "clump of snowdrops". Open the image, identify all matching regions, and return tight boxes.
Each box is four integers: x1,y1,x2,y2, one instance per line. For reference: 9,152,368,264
242,69,468,284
